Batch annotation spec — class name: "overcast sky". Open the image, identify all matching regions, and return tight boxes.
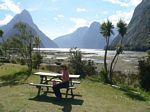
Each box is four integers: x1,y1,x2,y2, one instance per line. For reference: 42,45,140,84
0,0,142,39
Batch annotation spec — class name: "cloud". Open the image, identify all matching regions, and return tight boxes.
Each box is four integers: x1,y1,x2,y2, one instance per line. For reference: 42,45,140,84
0,14,13,26
70,17,89,32
53,14,65,21
130,0,142,6
27,8,39,12
103,0,142,7
102,11,109,14
70,17,89,28
0,0,21,13
57,14,65,18
53,17,58,21
106,10,134,25
76,8,86,12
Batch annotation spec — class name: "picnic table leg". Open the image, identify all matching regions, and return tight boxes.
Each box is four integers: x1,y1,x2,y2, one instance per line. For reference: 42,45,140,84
71,89,74,98
44,76,49,95
37,76,44,96
65,88,69,98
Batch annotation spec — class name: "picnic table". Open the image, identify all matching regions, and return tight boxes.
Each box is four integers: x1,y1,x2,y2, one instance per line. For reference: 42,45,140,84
29,72,80,98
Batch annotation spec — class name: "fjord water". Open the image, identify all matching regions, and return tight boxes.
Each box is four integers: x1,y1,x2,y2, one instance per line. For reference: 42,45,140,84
36,48,146,62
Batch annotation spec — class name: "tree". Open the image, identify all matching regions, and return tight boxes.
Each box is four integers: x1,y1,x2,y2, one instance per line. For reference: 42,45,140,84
100,20,114,83
0,30,4,55
34,36,40,50
138,50,150,91
68,48,85,78
109,19,127,84
32,36,42,69
13,22,35,72
0,29,4,42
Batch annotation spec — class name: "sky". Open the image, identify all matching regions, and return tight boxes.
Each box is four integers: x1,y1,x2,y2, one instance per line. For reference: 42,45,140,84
0,0,142,39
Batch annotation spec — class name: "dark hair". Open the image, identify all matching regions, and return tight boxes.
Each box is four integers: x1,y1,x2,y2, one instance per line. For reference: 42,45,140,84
61,64,67,70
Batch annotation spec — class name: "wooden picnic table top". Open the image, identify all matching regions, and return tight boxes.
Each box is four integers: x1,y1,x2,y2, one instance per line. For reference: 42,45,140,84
34,72,80,78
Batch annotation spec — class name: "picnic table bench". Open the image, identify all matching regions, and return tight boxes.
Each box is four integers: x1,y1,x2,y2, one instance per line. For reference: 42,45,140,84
29,72,80,98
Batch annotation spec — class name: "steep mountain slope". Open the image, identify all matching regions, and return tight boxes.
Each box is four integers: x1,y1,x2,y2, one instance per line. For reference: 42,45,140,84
82,22,105,49
54,27,88,48
54,22,117,49
0,9,58,48
111,0,150,51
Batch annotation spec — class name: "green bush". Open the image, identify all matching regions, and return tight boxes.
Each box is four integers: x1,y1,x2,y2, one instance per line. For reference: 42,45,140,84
68,48,97,78
99,68,107,83
10,58,17,64
83,60,97,76
112,71,139,87
19,58,25,65
32,53,42,69
138,58,150,91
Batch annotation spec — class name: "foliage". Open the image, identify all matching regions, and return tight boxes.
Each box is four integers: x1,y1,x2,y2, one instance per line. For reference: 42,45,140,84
0,29,3,37
5,22,41,73
32,52,42,69
99,68,107,83
112,71,139,87
100,20,114,83
0,64,149,112
100,19,127,84
117,20,127,39
0,29,7,58
68,48,85,78
109,19,127,84
68,48,97,78
138,51,150,91
83,60,97,76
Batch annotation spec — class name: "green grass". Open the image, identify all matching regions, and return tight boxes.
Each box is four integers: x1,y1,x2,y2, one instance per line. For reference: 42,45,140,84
0,64,150,112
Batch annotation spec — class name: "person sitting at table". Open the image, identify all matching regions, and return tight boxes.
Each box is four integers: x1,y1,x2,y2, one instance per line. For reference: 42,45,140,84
52,64,70,98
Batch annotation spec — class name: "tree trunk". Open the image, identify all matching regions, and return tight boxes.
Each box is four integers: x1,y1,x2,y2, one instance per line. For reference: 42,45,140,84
109,53,118,84
109,35,124,84
104,37,109,83
28,43,32,73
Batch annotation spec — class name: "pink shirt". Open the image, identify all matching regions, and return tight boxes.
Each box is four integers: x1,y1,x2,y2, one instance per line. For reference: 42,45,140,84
61,70,69,82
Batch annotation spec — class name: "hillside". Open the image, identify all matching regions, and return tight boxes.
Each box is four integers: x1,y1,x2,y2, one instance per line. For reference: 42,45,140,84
110,0,150,51
54,27,88,48
0,10,58,48
54,22,117,49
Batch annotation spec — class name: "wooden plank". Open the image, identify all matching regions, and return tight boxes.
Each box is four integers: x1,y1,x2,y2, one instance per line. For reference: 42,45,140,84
68,86,76,89
34,72,61,77
29,83,76,89
51,79,80,84
72,81,80,84
34,72,80,79
29,83,53,87
51,79,62,82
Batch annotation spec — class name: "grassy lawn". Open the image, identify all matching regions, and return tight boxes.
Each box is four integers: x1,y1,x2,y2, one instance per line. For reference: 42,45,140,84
0,64,150,112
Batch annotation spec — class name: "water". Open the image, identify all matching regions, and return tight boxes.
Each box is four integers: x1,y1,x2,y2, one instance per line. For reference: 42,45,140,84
34,48,147,63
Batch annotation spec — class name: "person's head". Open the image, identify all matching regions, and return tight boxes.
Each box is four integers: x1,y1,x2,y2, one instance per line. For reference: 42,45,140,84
61,64,67,70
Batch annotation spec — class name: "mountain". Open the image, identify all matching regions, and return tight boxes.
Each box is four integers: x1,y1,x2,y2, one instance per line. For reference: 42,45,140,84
54,22,117,49
53,27,88,48
110,0,150,51
0,9,58,48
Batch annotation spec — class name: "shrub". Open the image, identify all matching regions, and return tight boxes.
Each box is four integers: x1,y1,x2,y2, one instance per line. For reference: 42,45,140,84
99,68,107,83
10,58,17,64
32,53,42,69
68,48,85,78
112,71,139,87
138,57,150,91
68,48,97,78
83,60,97,76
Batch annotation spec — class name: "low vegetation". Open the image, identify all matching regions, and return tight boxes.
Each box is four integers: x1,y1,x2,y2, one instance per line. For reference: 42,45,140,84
138,50,150,91
68,48,97,78
0,64,150,112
